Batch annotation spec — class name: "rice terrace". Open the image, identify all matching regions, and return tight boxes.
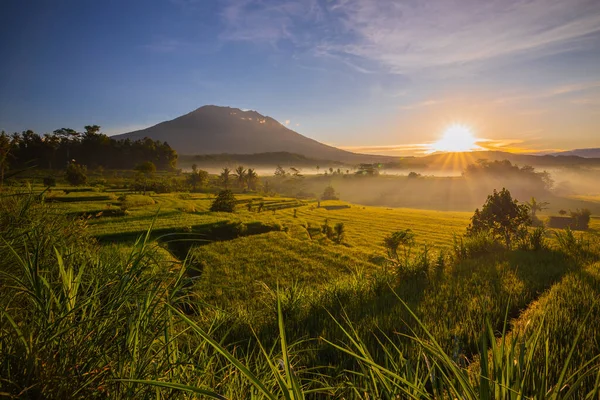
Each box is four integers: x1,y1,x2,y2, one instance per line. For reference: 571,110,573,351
2,1,600,399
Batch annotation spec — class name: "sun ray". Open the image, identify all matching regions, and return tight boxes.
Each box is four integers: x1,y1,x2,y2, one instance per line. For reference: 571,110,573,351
428,124,482,153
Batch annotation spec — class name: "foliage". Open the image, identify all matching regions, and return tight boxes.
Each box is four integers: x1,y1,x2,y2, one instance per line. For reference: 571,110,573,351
383,228,416,266
210,190,237,212
187,168,209,191
219,167,231,189
526,196,549,226
64,162,88,186
452,231,504,261
234,165,247,189
571,208,592,230
134,160,156,175
321,185,338,200
246,168,259,190
2,187,599,398
5,126,177,170
466,188,531,249
333,222,345,244
464,159,554,191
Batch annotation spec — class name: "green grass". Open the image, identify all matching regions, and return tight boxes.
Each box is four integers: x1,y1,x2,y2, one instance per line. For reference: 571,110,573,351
2,187,600,398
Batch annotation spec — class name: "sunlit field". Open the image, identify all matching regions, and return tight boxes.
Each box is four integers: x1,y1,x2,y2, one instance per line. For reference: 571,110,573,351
2,181,599,398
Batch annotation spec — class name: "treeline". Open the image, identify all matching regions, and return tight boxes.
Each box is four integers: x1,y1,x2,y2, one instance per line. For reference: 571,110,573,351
463,159,553,191
0,125,177,172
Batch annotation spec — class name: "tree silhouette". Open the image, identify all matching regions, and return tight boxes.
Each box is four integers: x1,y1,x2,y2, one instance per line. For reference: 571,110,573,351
246,168,258,190
467,188,531,249
234,165,247,189
526,196,549,223
220,167,231,189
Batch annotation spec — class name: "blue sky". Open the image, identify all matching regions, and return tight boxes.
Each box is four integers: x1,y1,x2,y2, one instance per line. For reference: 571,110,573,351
1,0,599,155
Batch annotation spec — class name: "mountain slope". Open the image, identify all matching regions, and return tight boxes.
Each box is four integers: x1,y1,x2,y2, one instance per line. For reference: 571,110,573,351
112,105,389,163
552,148,600,158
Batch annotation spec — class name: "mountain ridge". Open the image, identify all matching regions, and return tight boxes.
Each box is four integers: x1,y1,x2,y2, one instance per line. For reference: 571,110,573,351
112,105,395,163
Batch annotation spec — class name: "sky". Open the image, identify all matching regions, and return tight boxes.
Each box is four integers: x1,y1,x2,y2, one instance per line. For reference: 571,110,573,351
1,0,599,155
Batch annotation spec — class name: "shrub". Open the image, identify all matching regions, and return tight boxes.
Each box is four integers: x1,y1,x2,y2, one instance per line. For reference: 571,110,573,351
333,222,345,244
571,208,592,230
210,190,237,212
383,229,415,267
452,231,503,261
65,162,87,186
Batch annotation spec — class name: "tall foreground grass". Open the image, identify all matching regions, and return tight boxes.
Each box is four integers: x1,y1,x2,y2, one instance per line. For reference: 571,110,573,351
1,193,599,398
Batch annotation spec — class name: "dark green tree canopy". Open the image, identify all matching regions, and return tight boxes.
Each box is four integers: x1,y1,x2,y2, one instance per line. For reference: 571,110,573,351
467,188,531,249
3,126,177,170
135,161,157,175
210,190,237,213
64,162,87,186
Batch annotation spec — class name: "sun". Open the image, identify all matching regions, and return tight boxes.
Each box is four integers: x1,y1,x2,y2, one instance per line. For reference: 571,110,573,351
429,124,481,153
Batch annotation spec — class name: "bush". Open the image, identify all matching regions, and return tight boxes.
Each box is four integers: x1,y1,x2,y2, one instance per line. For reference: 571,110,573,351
65,162,87,186
571,208,592,230
452,231,504,261
210,190,237,212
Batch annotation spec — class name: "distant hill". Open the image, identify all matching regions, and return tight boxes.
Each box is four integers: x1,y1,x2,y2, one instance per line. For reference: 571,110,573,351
552,148,600,158
112,105,394,164
178,152,345,169
416,150,600,171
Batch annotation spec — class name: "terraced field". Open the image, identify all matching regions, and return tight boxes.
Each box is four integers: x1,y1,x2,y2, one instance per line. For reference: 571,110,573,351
4,184,600,397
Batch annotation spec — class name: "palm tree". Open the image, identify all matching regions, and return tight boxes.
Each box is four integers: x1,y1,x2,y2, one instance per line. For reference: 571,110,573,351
234,165,247,189
246,168,258,190
220,167,231,189
526,196,549,222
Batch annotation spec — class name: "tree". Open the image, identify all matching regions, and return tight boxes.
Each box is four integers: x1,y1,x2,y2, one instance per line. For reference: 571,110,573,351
188,169,209,191
321,186,338,200
571,209,591,230
210,190,237,212
65,162,87,186
220,167,231,189
134,161,156,194
135,161,156,175
289,167,302,177
467,188,531,249
559,209,567,216
234,165,247,189
526,196,549,224
274,165,286,177
246,168,258,190
0,131,12,188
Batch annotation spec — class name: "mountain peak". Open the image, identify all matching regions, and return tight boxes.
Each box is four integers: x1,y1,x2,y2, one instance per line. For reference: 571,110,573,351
112,105,368,162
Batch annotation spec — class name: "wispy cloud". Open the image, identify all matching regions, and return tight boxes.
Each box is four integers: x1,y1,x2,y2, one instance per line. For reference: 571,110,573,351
495,80,600,104
218,0,600,74
399,99,442,111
